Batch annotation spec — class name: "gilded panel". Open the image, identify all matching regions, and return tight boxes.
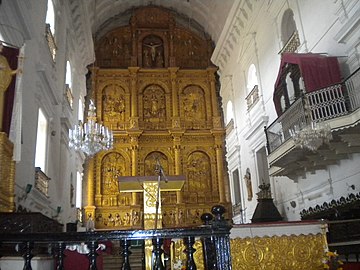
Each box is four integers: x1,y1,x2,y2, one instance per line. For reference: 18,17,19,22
230,234,325,270
101,152,125,195
95,27,132,68
101,84,127,130
94,207,142,229
173,27,210,69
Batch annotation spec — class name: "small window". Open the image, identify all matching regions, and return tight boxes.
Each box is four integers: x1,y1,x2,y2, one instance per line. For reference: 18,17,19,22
35,108,48,172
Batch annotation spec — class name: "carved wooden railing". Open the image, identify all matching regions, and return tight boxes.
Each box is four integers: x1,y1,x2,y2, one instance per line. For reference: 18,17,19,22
35,167,51,197
0,205,232,270
45,23,57,61
245,85,259,110
279,31,300,55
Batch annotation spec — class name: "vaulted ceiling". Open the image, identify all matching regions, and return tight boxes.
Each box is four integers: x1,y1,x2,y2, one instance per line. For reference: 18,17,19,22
68,0,235,66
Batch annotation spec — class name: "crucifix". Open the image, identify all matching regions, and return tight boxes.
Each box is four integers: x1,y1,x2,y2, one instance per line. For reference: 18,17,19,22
118,161,185,270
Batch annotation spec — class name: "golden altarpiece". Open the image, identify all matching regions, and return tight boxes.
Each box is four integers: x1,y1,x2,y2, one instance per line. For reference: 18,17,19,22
83,6,231,230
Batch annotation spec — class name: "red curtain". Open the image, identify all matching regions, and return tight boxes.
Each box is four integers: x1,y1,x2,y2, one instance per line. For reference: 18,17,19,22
343,262,360,270
273,53,342,116
1,44,19,135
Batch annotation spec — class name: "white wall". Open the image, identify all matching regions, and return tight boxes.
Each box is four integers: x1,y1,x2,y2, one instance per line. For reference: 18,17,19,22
214,0,360,223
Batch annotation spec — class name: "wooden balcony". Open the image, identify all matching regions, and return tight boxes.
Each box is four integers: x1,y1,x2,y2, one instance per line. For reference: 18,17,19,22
265,67,360,179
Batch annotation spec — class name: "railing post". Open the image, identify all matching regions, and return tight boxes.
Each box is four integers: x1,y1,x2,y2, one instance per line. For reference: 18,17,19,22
55,242,66,270
184,236,197,270
201,213,217,270
20,241,34,270
152,238,165,270
87,240,98,270
211,205,232,270
120,239,132,270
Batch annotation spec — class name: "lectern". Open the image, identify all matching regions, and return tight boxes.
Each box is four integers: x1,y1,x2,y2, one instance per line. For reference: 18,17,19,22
118,174,185,270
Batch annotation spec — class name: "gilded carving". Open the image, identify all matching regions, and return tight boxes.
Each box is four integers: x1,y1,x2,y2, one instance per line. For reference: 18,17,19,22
0,133,15,212
230,234,325,270
143,85,166,121
101,152,125,195
95,28,132,68
101,84,126,129
87,6,230,230
142,35,164,68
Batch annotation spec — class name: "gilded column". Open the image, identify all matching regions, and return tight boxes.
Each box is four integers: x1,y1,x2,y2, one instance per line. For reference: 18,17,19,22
207,67,222,129
169,67,180,128
84,158,96,224
173,136,183,204
215,142,225,203
130,135,140,205
129,67,139,117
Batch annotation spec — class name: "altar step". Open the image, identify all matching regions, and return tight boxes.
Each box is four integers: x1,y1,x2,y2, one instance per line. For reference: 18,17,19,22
103,244,144,270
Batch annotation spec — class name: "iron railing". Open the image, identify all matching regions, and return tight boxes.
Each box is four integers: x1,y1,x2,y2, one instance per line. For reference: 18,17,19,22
266,67,360,153
0,205,232,270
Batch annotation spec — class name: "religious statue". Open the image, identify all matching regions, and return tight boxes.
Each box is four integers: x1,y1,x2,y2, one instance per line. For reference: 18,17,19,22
0,42,18,92
144,42,162,61
244,168,253,201
0,42,20,130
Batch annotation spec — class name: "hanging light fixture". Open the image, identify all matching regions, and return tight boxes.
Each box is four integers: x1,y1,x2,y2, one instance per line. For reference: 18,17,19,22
69,100,113,156
290,121,332,152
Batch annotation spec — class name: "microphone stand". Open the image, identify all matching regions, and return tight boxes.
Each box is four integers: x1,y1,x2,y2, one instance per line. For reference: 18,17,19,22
154,159,168,230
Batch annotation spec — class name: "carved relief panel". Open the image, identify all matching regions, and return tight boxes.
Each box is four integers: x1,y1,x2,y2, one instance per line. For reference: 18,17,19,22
101,84,127,130
95,27,132,68
185,151,212,203
180,85,207,129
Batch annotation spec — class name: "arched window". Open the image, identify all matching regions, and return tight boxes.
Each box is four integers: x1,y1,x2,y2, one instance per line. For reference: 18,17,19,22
226,100,234,125
65,61,72,87
46,0,55,34
35,108,48,172
281,9,297,45
65,61,74,108
247,64,258,94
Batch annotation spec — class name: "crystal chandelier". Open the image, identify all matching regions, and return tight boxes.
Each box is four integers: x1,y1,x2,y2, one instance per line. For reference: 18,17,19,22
69,100,113,156
290,121,332,152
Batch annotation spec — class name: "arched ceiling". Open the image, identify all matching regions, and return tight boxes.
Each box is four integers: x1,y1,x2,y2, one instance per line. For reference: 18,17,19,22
68,0,235,68
87,0,235,42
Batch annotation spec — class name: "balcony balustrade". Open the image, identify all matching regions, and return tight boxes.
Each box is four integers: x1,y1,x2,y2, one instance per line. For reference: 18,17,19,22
265,67,360,178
